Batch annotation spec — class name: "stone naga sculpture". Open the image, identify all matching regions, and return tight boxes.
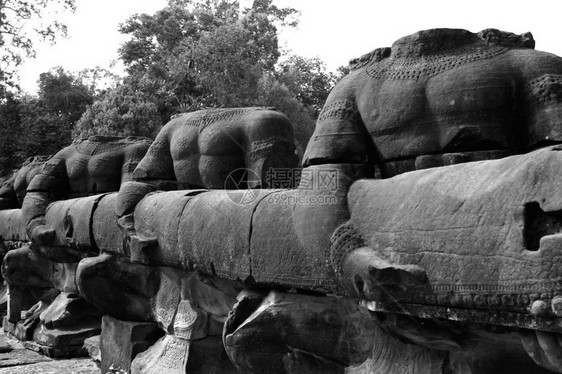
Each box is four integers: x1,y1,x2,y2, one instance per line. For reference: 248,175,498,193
0,154,52,257
1,136,152,354
3,108,299,359
0,155,51,311
130,107,298,190
72,30,562,373
115,106,298,263
0,155,52,210
21,136,152,259
0,172,22,211
74,147,561,373
304,28,562,176
299,27,562,372
0,174,15,210
7,29,562,372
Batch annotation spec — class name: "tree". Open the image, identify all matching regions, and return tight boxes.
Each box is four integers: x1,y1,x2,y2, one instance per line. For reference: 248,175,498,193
17,96,67,158
0,92,23,173
186,21,271,107
75,0,339,158
11,68,94,161
277,55,336,116
75,0,301,138
77,66,121,97
255,72,315,159
116,0,298,111
73,80,162,139
0,0,76,96
38,67,94,124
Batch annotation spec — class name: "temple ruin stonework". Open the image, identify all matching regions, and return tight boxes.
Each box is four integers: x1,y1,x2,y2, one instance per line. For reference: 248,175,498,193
1,28,562,373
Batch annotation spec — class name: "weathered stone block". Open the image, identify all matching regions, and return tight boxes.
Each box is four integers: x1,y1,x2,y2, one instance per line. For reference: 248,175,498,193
92,192,123,255
100,315,164,373
39,292,101,329
224,291,376,373
130,335,189,374
173,300,207,341
152,267,182,333
345,322,449,374
415,154,444,170
344,146,562,314
33,324,101,358
3,315,37,342
83,334,100,363
3,292,103,358
131,335,237,374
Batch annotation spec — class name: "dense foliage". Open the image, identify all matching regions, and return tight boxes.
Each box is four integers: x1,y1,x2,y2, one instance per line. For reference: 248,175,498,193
0,93,23,174
0,68,94,173
0,0,76,96
74,0,337,155
0,0,342,174
73,79,162,138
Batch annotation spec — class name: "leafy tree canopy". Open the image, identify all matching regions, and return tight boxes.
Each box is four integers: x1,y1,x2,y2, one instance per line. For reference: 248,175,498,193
114,0,299,112
0,0,76,96
77,66,122,96
0,92,23,172
1,0,342,173
277,55,337,116
74,0,337,158
0,67,94,174
38,66,94,123
73,79,162,139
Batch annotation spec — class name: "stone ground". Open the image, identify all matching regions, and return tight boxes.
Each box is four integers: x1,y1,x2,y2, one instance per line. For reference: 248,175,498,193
0,330,100,374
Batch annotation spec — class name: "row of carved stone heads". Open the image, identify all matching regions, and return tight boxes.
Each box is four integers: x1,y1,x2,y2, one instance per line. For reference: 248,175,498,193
1,28,562,373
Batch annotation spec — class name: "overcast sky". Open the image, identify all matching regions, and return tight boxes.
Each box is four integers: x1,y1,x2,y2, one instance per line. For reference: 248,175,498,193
18,0,562,93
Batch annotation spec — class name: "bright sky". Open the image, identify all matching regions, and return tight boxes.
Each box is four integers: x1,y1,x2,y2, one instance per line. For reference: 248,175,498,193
18,0,562,93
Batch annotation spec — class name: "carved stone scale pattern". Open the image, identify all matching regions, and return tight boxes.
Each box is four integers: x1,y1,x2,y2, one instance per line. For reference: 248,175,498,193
365,44,509,81
175,107,275,130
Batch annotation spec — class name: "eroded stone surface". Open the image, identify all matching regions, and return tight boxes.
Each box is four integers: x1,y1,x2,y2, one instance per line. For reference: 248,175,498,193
304,28,562,175
101,315,163,373
82,335,100,363
5,27,562,374
131,334,237,374
0,329,98,373
130,335,190,374
339,146,562,314
0,155,52,210
224,291,376,373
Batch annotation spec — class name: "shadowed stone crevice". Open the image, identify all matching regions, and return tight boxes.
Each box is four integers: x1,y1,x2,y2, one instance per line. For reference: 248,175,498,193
523,201,562,251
